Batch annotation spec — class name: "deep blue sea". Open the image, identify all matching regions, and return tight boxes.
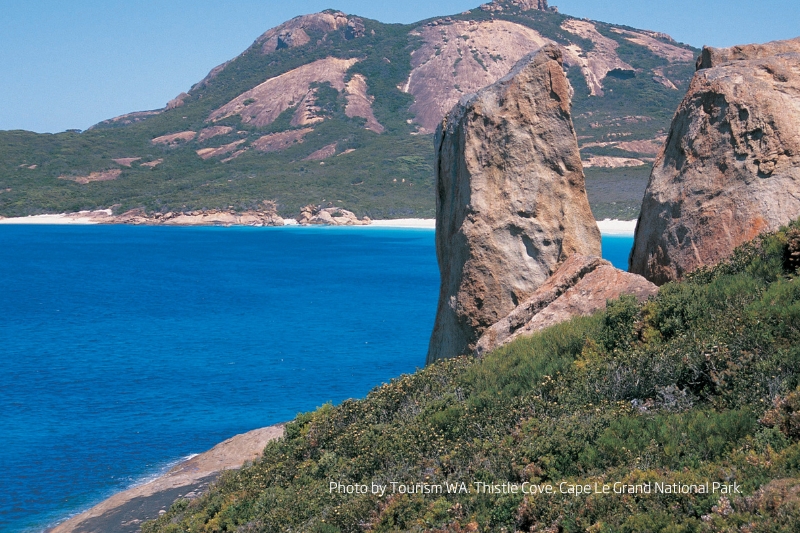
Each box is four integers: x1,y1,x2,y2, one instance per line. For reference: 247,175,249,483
0,225,633,532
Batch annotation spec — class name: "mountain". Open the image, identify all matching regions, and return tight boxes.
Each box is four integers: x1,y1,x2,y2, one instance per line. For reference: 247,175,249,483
0,0,698,219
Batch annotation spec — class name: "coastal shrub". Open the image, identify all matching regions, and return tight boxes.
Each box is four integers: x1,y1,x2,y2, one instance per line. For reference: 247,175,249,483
143,221,800,533
762,389,800,440
591,409,757,470
465,314,601,403
598,294,641,352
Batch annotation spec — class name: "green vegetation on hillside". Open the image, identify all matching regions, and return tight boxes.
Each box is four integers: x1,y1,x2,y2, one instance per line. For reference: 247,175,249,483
0,17,437,219
584,165,651,221
144,223,800,532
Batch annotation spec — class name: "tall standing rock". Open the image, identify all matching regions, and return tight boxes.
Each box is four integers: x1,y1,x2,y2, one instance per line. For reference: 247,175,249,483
426,45,601,364
630,37,800,284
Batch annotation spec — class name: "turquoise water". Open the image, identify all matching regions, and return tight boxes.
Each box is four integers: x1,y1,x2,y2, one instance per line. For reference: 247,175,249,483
0,226,632,532
602,235,635,271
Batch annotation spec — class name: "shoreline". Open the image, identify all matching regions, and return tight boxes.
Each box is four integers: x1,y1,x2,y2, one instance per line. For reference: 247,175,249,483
47,424,284,533
0,212,636,234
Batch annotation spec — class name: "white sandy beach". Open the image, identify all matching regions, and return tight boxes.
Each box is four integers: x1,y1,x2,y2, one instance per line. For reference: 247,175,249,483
369,218,436,228
0,210,113,225
371,218,637,235
595,218,637,236
0,213,636,235
0,212,438,228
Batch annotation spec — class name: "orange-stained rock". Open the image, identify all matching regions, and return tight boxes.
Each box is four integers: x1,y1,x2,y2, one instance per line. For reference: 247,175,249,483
475,254,657,355
630,37,800,284
208,58,359,128
151,131,196,145
426,45,601,364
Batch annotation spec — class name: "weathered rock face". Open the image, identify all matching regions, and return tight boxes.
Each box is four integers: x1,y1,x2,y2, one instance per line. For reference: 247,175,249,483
480,0,557,13
197,126,234,143
345,18,366,40
151,131,196,145
403,15,682,134
296,204,370,226
560,19,635,97
304,143,338,161
208,57,360,128
630,37,800,284
345,74,385,133
405,20,551,133
256,12,350,54
114,203,285,227
426,45,601,364
475,255,658,356
695,39,800,70
166,92,189,110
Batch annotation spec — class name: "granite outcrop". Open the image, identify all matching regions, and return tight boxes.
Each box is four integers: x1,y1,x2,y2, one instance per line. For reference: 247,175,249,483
114,206,285,227
630,37,800,284
426,45,601,364
296,204,371,226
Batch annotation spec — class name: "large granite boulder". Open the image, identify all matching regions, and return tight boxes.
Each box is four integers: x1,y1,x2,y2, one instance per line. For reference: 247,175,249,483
475,255,657,356
630,37,800,284
426,45,601,364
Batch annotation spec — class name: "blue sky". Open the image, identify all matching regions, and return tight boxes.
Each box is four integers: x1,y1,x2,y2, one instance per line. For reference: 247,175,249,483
1,0,797,133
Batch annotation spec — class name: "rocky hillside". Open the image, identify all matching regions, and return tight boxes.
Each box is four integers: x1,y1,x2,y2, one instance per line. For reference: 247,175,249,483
0,0,698,219
143,221,800,532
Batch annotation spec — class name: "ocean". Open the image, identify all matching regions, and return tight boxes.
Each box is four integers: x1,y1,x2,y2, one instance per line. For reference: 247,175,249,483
0,225,633,532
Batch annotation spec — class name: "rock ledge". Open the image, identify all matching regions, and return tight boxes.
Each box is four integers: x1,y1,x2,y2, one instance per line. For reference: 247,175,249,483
476,254,658,355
